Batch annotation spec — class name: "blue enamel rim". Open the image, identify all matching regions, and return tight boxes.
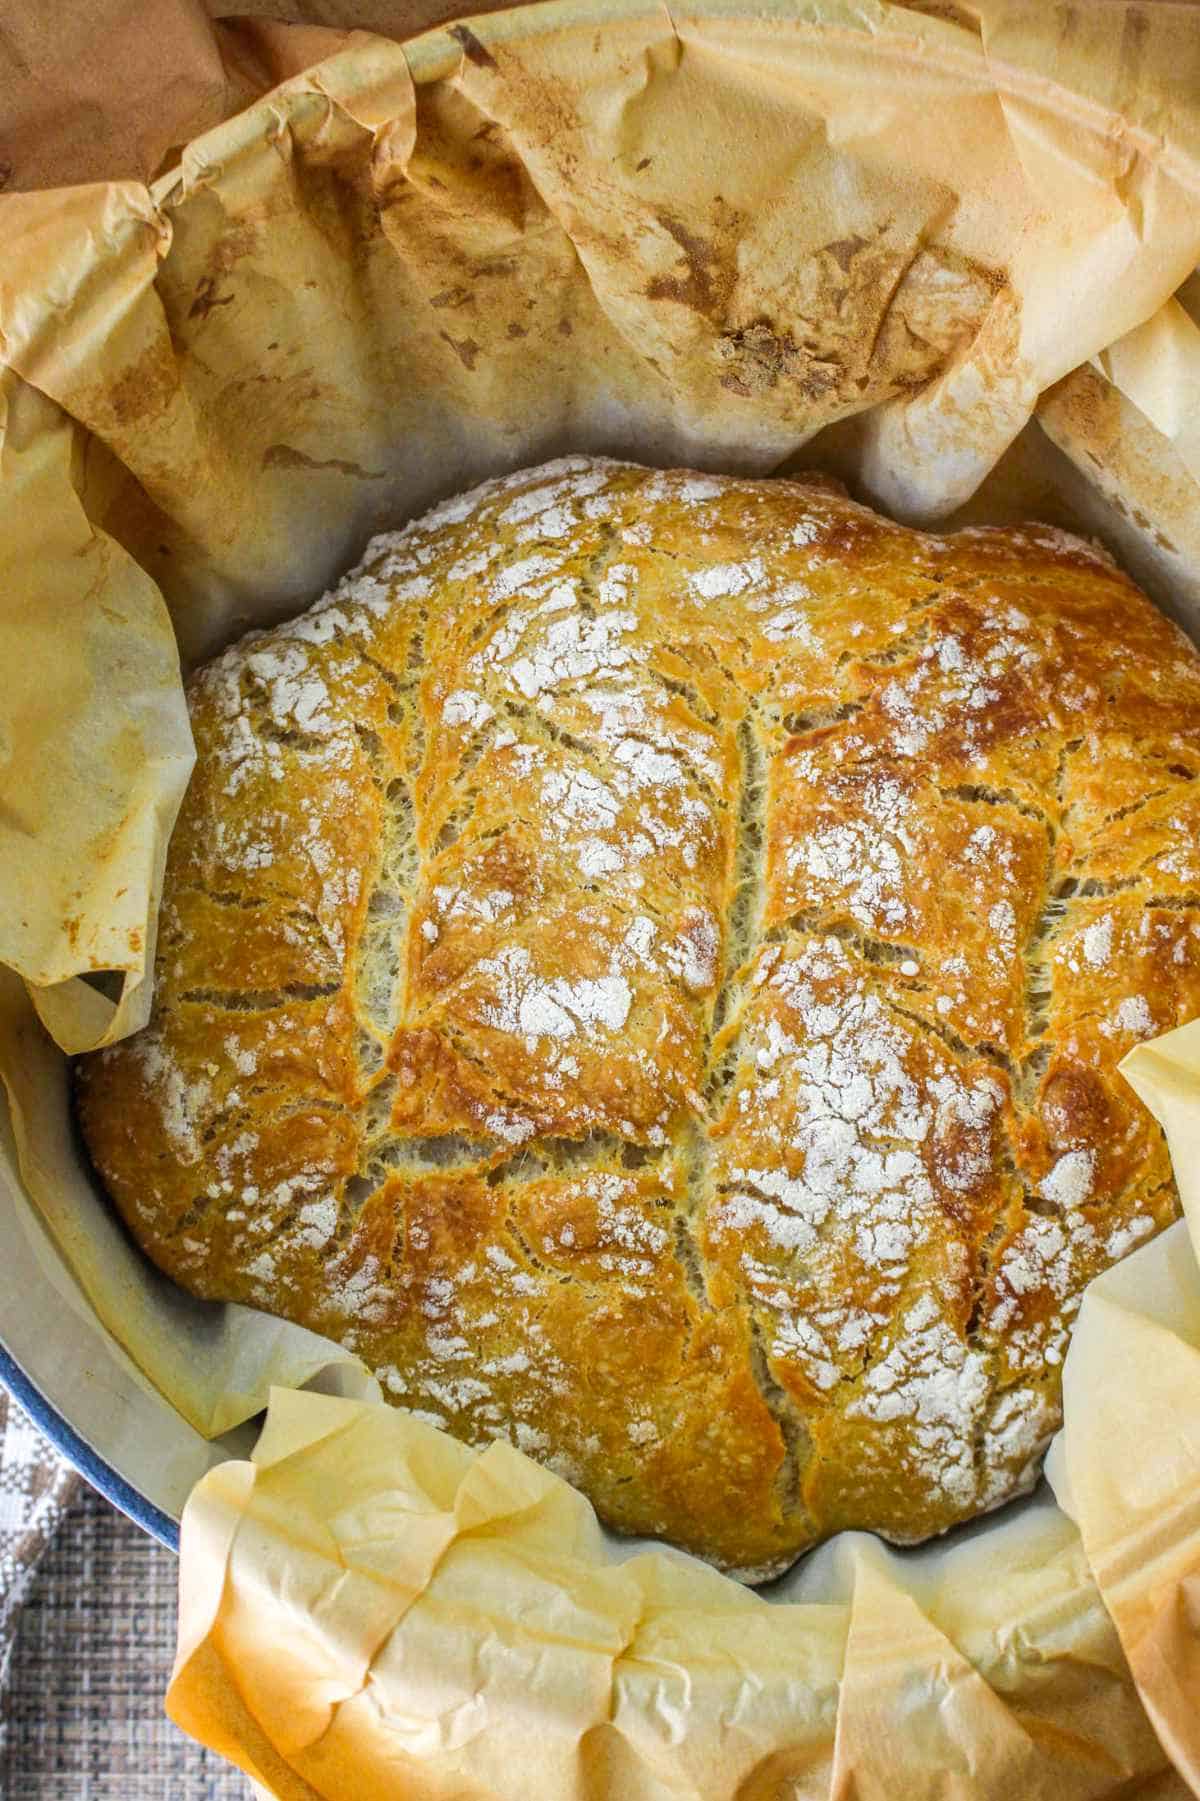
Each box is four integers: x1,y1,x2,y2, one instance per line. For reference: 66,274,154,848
0,1341,179,1552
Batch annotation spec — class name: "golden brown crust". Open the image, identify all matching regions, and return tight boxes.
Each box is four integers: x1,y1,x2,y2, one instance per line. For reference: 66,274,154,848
77,460,1200,1577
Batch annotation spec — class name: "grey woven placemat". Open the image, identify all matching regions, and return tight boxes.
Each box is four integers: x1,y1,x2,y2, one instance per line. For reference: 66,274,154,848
0,1396,77,1704
1,1479,253,1799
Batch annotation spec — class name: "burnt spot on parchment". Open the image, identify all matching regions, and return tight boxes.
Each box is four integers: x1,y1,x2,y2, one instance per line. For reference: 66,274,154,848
178,221,264,326
715,324,844,401
1120,2,1150,64
450,24,499,72
188,276,235,321
896,1,982,29
473,255,517,280
826,235,870,275
440,331,481,371
644,201,742,320
261,444,385,480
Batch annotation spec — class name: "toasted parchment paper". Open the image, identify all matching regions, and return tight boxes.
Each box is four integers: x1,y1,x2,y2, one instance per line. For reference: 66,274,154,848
5,0,1200,1050
4,0,1200,1793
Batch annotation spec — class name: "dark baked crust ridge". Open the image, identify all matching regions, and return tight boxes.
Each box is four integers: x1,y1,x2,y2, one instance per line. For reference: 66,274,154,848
76,459,1200,1577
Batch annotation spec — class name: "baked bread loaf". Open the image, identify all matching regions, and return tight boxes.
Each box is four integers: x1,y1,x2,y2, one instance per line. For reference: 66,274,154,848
78,458,1200,1578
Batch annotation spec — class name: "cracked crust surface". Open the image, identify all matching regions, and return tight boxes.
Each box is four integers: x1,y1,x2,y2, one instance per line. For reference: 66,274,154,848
77,458,1200,1578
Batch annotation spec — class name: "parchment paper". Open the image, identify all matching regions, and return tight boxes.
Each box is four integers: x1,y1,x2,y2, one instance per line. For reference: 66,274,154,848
4,0,1200,1793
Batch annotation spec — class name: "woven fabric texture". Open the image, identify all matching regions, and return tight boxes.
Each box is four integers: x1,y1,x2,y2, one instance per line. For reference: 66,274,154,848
0,1392,78,1699
0,1391,252,1798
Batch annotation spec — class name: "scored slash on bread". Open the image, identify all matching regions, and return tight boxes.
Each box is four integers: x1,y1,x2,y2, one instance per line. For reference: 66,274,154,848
77,458,1200,1579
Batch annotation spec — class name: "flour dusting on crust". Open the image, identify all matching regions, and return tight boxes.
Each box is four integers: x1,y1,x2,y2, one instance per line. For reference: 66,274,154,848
78,458,1200,1579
